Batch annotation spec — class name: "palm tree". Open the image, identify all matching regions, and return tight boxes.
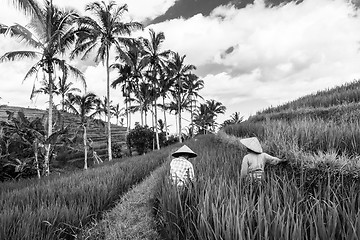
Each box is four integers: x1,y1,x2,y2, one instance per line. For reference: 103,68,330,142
66,92,99,170
168,90,195,139
221,112,244,128
158,67,174,140
128,81,154,126
141,29,171,149
111,43,146,131
111,103,125,125
193,103,214,134
0,0,85,175
183,73,204,137
168,52,196,142
58,77,81,111
71,1,142,161
205,99,227,131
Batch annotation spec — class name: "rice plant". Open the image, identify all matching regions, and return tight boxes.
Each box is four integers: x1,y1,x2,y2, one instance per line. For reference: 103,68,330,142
154,135,360,240
0,146,175,240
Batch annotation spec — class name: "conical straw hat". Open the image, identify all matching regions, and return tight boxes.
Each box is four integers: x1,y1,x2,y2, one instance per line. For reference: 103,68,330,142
172,145,197,158
239,137,263,153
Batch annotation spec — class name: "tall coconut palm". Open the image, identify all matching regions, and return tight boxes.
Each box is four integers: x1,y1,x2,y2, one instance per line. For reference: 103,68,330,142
158,67,174,140
66,92,99,170
58,76,81,111
183,73,204,137
221,112,244,128
71,1,142,161
128,81,154,126
205,99,227,131
193,103,214,135
168,52,196,142
111,43,146,131
0,0,85,175
111,103,125,125
141,29,170,149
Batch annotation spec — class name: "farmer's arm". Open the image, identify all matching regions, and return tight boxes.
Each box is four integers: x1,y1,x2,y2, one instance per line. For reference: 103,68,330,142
264,153,285,165
240,156,249,178
188,163,195,181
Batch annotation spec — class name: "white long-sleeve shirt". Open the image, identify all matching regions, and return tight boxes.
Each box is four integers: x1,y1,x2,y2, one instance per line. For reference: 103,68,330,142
240,152,282,179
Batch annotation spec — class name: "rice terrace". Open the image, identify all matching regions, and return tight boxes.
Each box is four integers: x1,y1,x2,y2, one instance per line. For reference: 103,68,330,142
1,0,360,239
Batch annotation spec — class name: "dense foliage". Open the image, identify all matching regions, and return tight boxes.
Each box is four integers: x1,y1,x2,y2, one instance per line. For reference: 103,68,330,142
126,124,155,155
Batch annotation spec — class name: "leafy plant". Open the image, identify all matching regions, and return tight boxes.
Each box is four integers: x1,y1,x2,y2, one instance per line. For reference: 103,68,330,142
126,124,154,155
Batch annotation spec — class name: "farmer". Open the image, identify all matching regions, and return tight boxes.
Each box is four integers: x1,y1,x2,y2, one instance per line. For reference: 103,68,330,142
170,145,197,187
240,137,286,180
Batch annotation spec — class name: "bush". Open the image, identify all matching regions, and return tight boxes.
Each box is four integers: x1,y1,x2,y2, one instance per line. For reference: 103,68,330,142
162,135,179,147
111,143,127,158
127,125,154,155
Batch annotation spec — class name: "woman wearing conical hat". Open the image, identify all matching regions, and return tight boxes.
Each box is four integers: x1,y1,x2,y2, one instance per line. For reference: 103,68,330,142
239,137,286,180
170,145,197,187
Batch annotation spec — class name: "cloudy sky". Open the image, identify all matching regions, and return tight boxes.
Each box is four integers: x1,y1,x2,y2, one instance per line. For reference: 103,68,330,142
1,0,360,132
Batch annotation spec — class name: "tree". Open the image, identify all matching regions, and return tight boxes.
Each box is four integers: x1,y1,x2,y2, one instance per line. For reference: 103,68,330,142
0,0,85,175
128,81,154,126
111,103,125,125
183,73,204,137
66,92,99,170
58,77,81,112
168,52,196,142
158,67,174,141
141,29,171,149
72,1,142,161
193,103,214,135
221,112,244,128
194,99,226,133
111,43,146,131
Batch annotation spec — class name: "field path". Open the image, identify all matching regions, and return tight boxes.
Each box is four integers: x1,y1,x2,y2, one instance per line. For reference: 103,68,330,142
98,163,167,240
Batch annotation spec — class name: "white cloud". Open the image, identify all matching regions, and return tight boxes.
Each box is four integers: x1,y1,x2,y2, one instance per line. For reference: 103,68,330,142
2,0,360,129
147,0,360,123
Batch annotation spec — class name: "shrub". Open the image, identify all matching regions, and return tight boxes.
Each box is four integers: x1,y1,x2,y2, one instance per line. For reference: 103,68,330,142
111,143,127,158
127,124,154,155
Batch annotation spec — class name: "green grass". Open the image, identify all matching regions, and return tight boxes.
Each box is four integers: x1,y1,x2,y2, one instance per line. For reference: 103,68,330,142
259,79,360,115
154,135,360,240
0,149,170,240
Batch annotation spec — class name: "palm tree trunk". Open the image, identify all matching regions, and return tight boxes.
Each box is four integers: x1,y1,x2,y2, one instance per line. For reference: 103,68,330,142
62,93,65,112
154,99,160,149
83,124,88,170
145,111,147,126
190,96,193,138
106,47,112,161
151,105,155,150
177,80,182,143
44,69,53,176
163,97,168,141
141,109,144,126
125,97,129,131
129,100,132,130
33,140,40,179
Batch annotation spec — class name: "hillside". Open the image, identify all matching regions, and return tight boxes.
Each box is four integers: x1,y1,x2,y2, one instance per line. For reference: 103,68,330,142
250,79,360,122
0,105,128,167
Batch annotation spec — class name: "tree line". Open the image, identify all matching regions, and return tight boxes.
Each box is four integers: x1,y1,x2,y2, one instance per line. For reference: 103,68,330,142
0,0,235,176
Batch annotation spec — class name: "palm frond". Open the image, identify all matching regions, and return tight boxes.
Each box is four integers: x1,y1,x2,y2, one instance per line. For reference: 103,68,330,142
23,62,41,83
3,24,42,48
10,0,45,26
0,51,39,62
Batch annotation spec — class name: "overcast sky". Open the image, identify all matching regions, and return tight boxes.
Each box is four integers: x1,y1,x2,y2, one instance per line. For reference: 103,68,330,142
1,0,360,132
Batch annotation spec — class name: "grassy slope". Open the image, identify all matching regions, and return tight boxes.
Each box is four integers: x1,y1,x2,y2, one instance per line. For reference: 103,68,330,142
77,145,179,240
